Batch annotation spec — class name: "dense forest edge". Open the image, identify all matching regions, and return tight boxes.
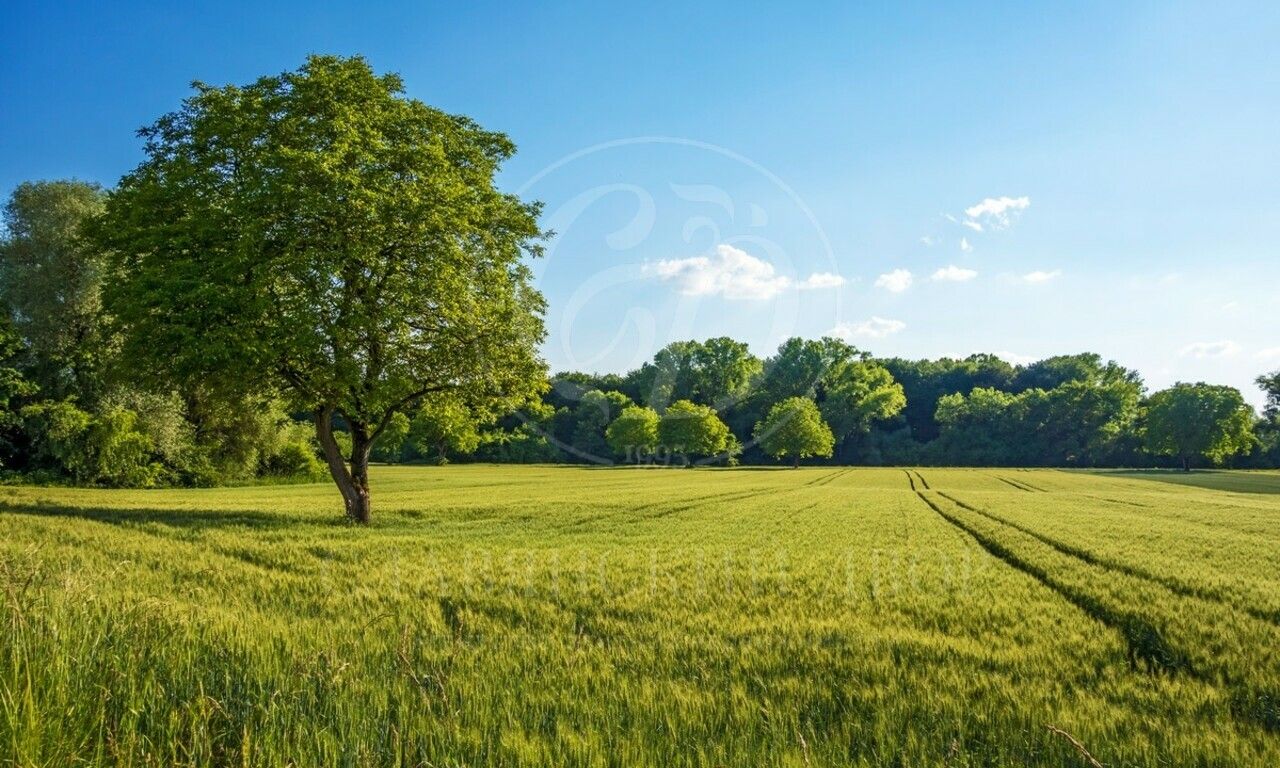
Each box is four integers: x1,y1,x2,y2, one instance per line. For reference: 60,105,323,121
0,56,1277,498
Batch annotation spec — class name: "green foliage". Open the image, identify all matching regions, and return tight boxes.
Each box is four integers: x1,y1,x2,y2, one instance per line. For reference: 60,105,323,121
0,180,108,403
20,400,161,486
570,390,632,460
371,412,411,463
754,396,834,466
605,405,660,461
93,55,547,520
819,358,906,440
629,337,762,411
410,395,485,464
1144,383,1256,470
657,400,731,462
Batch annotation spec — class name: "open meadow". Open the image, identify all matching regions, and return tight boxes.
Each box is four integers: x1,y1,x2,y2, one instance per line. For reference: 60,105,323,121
3,466,1280,767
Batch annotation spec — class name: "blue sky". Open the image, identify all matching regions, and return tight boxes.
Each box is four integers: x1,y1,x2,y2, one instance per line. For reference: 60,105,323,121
3,1,1278,405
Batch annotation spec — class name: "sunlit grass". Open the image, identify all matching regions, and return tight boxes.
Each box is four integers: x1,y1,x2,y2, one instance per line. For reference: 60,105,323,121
2,466,1278,766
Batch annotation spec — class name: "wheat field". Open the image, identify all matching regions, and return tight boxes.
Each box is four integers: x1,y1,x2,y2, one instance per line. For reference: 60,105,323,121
2,466,1279,766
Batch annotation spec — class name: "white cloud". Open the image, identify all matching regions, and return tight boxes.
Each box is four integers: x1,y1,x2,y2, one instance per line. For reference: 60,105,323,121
874,269,913,293
797,272,846,290
1022,269,1062,284
963,196,1030,230
931,265,978,282
645,244,843,300
1256,347,1280,362
920,236,939,247
992,350,1038,366
830,317,906,340
1179,340,1241,358
959,237,973,253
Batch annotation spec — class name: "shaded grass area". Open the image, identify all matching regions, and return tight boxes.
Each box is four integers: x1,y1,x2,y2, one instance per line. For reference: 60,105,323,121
1098,468,1280,495
2,466,1279,766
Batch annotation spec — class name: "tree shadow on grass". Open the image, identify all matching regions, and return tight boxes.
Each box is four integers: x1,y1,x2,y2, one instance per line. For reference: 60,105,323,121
1102,469,1280,495
0,500,343,531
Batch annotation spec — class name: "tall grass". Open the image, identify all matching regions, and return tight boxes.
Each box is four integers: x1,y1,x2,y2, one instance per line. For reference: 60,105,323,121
2,466,1278,766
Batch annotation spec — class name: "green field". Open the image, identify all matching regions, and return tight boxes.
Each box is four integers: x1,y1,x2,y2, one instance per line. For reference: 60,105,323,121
3,466,1279,767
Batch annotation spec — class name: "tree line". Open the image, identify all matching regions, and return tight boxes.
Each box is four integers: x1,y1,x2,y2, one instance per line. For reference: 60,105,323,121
0,55,1275,522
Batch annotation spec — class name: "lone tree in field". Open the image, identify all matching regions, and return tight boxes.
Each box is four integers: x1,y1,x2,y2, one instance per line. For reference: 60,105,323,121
605,405,660,462
657,400,732,465
1144,383,1254,472
95,56,547,522
754,396,834,467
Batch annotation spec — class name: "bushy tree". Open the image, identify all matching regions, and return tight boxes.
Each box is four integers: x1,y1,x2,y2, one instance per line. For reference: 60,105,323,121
820,357,906,443
0,180,108,402
410,395,486,464
1144,383,1255,471
754,397,834,467
658,400,732,464
570,390,632,461
94,56,547,521
605,405,660,462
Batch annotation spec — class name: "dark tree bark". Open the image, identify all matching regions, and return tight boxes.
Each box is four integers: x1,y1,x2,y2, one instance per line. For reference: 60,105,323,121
793,455,801,469
315,408,373,523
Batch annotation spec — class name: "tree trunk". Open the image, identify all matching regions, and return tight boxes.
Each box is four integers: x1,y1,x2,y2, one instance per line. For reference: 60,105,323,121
1181,453,1191,473
314,408,373,523
793,455,800,469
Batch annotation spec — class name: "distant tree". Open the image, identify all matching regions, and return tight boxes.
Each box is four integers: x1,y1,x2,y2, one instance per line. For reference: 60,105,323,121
1144,383,1255,471
570,390,632,461
1013,353,1139,392
605,405,660,462
880,354,1017,443
1258,370,1280,422
409,395,485,464
658,400,731,464
93,56,547,521
370,412,411,463
819,358,906,443
754,396,834,468
0,180,108,401
691,337,762,408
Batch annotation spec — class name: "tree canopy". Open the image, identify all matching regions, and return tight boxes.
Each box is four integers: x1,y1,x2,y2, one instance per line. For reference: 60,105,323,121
658,400,732,464
754,396,834,467
93,55,547,521
1144,383,1255,471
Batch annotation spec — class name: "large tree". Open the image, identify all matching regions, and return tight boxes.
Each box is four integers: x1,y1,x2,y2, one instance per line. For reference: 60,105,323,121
0,180,108,401
754,396,834,468
94,56,547,521
1144,383,1255,471
657,400,732,464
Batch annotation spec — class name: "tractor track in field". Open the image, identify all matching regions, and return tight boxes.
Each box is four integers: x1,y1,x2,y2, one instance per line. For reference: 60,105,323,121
902,469,930,492
804,468,850,487
935,491,1280,627
565,486,780,529
912,489,1193,676
991,475,1043,493
914,488,1280,732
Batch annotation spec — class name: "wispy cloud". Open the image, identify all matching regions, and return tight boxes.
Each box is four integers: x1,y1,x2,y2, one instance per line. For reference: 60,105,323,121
959,237,973,253
830,317,906,340
963,196,1030,231
932,265,978,282
1022,269,1062,284
920,236,939,247
874,269,913,293
1253,347,1280,362
797,272,846,290
646,244,843,300
1179,340,1240,358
